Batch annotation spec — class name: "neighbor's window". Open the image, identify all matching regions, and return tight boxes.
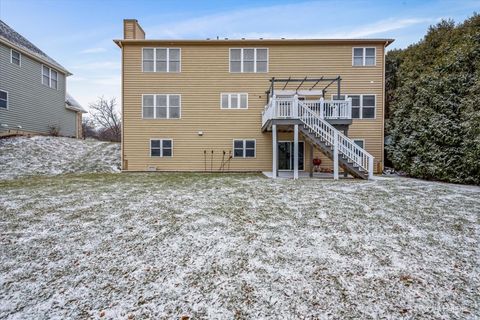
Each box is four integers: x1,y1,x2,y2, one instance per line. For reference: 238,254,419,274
221,93,248,109
0,90,8,109
353,139,365,149
11,50,20,66
230,48,268,72
42,65,58,89
142,48,181,72
142,94,181,119
233,139,256,158
353,47,376,66
150,139,173,157
347,94,376,119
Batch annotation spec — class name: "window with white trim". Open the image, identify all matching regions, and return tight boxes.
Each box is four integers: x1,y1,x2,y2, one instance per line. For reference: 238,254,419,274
42,65,58,89
11,50,20,66
233,139,255,158
142,94,181,119
230,48,268,73
142,48,180,72
221,93,248,109
333,94,376,119
353,47,376,66
150,139,173,157
0,90,8,109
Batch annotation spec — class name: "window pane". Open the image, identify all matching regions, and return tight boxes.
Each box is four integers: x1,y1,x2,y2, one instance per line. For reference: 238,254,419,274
243,49,254,61
230,61,241,72
51,79,58,89
169,61,180,72
42,65,49,76
350,95,360,106
163,148,172,157
51,71,58,80
256,61,267,72
151,140,160,148
245,140,255,148
240,94,247,108
169,95,180,107
256,49,267,60
221,94,229,108
365,48,375,57
365,57,375,66
143,95,154,106
42,75,49,86
363,95,375,106
156,61,167,72
143,61,154,72
245,149,255,157
230,49,241,61
169,49,180,60
230,94,238,108
354,140,364,148
156,107,167,118
156,48,167,60
12,51,20,59
352,107,360,119
0,100,6,109
333,95,345,100
353,57,363,66
169,106,180,118
143,106,154,118
156,95,167,106
353,48,363,57
234,140,243,148
234,149,243,157
162,140,172,148
243,61,254,72
362,107,375,118
0,91,7,100
151,148,161,157
143,48,154,60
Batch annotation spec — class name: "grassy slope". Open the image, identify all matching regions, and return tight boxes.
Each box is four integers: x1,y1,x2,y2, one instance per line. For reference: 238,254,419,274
1,173,479,319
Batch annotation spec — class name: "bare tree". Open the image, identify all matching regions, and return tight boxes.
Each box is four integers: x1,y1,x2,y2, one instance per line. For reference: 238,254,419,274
89,96,121,142
81,117,97,139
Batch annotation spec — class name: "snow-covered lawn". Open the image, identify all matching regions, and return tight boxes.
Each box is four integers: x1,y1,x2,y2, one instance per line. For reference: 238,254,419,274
1,173,479,319
0,136,120,180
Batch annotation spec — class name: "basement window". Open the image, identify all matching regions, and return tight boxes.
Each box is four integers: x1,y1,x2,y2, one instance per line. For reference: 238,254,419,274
150,139,173,157
353,139,365,149
0,90,8,109
221,93,248,109
142,48,181,72
233,139,256,158
230,48,268,73
11,50,20,66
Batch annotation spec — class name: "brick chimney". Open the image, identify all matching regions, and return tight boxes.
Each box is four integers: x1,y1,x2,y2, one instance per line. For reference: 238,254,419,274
123,19,145,40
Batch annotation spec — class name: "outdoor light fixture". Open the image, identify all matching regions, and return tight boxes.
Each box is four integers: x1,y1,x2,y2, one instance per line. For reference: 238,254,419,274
198,131,204,136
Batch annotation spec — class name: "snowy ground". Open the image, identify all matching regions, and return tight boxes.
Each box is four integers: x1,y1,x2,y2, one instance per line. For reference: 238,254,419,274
0,136,120,180
1,173,479,319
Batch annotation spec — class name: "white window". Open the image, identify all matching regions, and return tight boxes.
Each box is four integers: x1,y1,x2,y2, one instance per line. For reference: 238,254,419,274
142,48,180,72
150,139,173,157
352,47,376,66
347,94,376,119
230,48,268,73
11,50,20,66
0,90,8,109
233,139,256,158
221,93,248,109
42,65,58,89
142,94,181,119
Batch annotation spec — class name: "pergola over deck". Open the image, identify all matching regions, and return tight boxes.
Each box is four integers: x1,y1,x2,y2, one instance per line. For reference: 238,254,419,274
265,76,343,100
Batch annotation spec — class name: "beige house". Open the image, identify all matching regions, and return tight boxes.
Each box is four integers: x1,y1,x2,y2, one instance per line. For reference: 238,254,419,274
115,19,393,179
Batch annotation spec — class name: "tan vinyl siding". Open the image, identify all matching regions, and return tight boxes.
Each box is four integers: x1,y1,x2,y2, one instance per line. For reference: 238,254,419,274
122,42,385,173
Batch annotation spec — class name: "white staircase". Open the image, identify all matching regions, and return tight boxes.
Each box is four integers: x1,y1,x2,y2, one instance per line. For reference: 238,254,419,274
262,96,374,179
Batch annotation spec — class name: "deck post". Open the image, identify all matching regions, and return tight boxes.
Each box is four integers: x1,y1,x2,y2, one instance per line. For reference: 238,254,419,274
294,124,299,179
309,143,314,178
272,124,277,178
293,94,299,118
333,131,339,180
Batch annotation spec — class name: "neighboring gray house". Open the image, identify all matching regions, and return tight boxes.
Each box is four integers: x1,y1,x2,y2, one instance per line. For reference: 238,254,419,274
0,20,86,138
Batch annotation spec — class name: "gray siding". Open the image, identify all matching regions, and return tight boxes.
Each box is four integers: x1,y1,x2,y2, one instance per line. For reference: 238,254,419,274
0,42,76,137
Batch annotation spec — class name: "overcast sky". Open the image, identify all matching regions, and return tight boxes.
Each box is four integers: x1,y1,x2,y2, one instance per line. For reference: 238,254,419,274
0,0,478,111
